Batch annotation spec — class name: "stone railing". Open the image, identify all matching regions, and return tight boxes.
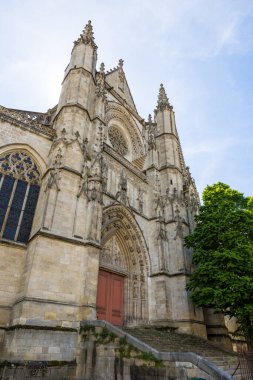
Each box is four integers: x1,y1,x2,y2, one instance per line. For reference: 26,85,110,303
81,320,235,380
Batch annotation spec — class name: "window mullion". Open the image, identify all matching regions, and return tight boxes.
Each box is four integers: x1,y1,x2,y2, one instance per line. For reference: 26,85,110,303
14,183,30,242
0,173,4,192
0,178,18,238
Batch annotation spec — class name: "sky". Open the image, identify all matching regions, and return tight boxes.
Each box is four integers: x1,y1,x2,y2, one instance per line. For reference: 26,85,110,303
0,0,252,198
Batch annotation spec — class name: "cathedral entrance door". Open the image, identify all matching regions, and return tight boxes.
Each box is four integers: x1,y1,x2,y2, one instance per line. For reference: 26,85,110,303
96,269,124,325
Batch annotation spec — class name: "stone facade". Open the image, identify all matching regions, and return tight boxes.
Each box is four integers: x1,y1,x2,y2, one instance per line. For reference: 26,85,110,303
0,20,230,377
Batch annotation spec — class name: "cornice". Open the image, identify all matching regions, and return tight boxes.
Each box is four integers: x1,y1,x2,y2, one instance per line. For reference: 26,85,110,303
0,107,55,139
62,66,96,85
29,228,101,249
150,270,191,278
158,164,183,174
103,143,147,182
53,102,105,126
156,131,179,140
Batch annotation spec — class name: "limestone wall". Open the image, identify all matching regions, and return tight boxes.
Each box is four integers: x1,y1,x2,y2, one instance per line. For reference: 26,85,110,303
0,243,26,326
0,120,51,169
2,328,77,361
13,235,99,326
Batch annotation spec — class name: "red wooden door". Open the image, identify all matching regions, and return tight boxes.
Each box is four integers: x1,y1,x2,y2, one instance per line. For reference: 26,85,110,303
96,270,124,325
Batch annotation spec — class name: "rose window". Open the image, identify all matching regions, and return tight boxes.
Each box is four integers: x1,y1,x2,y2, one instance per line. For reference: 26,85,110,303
108,126,128,156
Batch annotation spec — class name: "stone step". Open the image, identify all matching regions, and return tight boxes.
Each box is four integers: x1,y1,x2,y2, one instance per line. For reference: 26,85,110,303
219,365,238,372
122,326,242,379
132,155,146,170
232,375,242,380
206,357,239,364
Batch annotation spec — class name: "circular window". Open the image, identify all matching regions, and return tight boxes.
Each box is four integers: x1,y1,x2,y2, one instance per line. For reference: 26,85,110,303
108,126,128,156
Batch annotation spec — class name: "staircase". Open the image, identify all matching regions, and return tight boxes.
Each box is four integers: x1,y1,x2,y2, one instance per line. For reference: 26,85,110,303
123,326,242,379
132,155,146,171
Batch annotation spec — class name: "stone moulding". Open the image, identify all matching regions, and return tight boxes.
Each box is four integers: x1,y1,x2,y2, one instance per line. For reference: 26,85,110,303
104,144,147,182
81,320,235,380
1,324,78,332
0,359,76,379
29,228,101,248
106,102,144,158
0,106,56,139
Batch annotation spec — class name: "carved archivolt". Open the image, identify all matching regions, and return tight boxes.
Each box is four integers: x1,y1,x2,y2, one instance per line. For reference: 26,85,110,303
105,102,144,159
101,204,150,323
102,204,149,273
100,235,125,270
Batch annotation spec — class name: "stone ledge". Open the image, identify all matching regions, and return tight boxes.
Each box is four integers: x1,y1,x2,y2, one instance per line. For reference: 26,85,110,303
0,359,76,367
1,324,78,332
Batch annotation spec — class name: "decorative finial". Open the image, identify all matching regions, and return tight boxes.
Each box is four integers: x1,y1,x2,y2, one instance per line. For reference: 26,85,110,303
147,114,156,150
157,84,173,111
118,59,124,69
95,62,106,100
117,59,125,90
99,62,105,74
74,20,97,49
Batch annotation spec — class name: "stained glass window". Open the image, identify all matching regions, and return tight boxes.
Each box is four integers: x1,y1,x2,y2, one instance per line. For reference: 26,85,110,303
0,151,41,244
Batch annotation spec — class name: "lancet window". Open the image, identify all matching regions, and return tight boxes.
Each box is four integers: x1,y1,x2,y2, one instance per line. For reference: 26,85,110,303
0,151,41,244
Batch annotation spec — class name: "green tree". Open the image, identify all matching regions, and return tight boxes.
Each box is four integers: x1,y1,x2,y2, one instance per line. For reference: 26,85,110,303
185,182,253,348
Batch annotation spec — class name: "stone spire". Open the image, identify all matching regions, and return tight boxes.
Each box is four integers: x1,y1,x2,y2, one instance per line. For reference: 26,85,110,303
74,20,97,50
156,84,172,111
57,20,98,113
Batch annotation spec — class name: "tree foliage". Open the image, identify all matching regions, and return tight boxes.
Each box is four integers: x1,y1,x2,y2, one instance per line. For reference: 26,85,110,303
185,183,253,345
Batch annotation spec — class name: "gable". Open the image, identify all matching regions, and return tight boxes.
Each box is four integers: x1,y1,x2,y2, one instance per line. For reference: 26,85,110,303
105,63,138,113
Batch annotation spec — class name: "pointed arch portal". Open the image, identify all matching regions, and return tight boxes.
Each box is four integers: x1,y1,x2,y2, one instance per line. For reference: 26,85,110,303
96,205,150,325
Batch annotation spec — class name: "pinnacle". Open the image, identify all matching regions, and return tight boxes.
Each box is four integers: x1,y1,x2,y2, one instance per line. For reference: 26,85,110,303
99,62,105,74
148,114,152,123
157,83,172,111
118,59,124,69
82,20,97,48
74,20,97,49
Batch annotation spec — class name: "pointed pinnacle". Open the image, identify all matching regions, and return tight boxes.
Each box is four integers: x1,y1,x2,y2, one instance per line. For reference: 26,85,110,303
118,59,124,69
157,83,172,111
80,20,97,49
99,62,105,74
82,20,93,38
148,114,152,123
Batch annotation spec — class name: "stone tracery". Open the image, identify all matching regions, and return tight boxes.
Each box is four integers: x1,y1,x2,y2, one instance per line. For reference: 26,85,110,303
108,126,128,156
105,102,145,160
0,150,41,185
0,150,41,244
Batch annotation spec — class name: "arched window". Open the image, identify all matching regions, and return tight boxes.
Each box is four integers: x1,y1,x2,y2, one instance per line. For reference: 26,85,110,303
0,151,41,244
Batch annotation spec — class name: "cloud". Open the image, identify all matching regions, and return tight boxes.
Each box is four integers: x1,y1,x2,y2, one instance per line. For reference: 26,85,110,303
184,136,251,155
142,0,253,60
0,0,252,196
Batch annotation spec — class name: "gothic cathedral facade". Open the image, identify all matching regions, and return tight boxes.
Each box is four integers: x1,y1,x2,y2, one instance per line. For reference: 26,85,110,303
0,21,228,366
